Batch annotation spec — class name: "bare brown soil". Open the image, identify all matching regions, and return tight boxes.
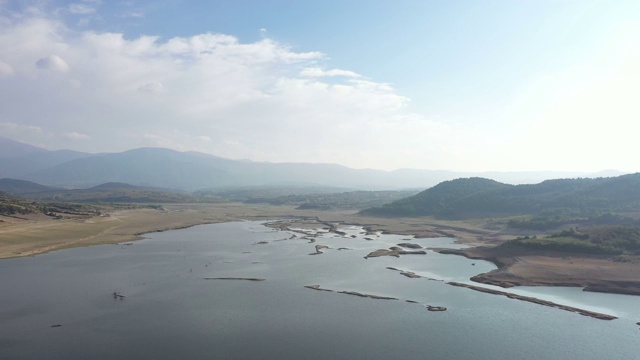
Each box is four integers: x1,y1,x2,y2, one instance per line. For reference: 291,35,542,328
440,244,640,295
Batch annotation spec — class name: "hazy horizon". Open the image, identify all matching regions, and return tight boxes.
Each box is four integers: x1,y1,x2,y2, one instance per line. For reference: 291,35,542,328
1,1,638,173
0,136,630,179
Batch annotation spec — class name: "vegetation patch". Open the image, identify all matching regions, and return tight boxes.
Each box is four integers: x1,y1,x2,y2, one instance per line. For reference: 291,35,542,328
509,226,640,255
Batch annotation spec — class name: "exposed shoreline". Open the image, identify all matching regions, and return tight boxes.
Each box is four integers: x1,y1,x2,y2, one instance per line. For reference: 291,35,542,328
447,282,617,320
438,246,640,296
0,203,299,259
1,203,639,298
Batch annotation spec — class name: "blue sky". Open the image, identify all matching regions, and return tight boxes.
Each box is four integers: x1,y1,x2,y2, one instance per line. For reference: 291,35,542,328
1,0,639,172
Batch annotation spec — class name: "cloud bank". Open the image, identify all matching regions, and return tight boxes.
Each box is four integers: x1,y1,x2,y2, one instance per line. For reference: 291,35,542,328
0,3,638,172
0,10,463,170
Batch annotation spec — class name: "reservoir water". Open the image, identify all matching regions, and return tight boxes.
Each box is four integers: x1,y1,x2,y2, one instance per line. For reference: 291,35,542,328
0,221,639,359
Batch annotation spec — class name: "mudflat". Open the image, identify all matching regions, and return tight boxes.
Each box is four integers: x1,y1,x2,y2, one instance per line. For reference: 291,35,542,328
1,203,639,296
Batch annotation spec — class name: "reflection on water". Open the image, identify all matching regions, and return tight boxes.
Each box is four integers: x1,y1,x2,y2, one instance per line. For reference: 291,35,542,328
0,221,638,360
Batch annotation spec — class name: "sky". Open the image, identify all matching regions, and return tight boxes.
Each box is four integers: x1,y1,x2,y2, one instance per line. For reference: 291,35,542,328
0,0,639,172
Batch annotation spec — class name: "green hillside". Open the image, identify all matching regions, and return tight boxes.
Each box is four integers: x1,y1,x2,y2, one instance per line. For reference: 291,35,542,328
361,174,640,219
360,177,511,217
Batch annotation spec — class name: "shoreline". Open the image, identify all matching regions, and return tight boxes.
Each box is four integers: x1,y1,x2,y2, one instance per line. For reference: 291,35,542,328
447,282,617,320
438,246,640,296
2,203,639,298
0,203,278,259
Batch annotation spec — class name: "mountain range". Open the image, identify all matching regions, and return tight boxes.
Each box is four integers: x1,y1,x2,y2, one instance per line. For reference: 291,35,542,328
0,136,627,191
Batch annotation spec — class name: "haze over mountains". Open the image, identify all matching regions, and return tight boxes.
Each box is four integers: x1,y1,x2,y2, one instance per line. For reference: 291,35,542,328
0,137,626,191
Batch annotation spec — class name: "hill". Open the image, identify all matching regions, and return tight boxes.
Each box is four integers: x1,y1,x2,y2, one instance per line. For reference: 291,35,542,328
361,174,640,219
16,181,223,204
87,182,144,191
241,189,419,210
361,177,512,217
0,178,62,195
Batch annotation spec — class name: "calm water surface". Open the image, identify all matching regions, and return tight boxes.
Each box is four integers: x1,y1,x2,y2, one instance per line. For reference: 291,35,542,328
0,221,638,359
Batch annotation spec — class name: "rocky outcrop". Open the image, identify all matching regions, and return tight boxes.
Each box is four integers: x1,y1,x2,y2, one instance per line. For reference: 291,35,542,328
304,285,446,312
309,244,329,255
401,250,427,255
386,267,443,281
365,248,400,258
304,284,334,292
338,291,398,300
364,247,427,259
204,277,266,281
397,243,422,249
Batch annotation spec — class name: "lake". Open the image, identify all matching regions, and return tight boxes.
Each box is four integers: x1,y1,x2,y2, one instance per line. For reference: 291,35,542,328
0,220,638,359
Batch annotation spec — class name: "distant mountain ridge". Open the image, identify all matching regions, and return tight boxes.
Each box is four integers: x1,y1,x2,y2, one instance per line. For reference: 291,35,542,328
0,137,630,190
0,136,46,158
0,137,92,178
0,178,222,204
0,178,61,195
361,174,640,219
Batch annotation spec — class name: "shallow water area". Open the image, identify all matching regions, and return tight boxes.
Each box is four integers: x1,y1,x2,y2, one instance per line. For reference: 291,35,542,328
0,220,638,360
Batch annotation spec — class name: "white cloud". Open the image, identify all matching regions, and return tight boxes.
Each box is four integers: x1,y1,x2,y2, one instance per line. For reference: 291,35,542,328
120,11,144,18
138,81,164,93
68,3,96,15
300,67,361,78
35,54,70,72
0,122,45,146
64,131,90,140
0,10,474,173
0,60,13,77
1,122,42,133
0,12,456,170
223,139,241,146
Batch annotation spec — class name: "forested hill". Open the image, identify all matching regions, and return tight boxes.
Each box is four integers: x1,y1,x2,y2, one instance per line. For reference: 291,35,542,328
360,173,640,219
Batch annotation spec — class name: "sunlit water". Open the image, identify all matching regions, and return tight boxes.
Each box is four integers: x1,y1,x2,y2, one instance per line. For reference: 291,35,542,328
0,221,638,359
